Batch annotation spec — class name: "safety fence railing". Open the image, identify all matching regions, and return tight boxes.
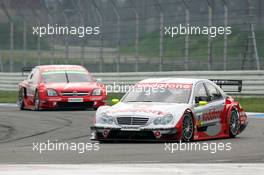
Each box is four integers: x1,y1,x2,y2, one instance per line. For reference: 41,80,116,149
0,70,263,96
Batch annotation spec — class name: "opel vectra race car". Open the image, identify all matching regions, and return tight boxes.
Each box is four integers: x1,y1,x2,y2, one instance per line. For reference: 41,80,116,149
18,65,106,110
91,78,248,142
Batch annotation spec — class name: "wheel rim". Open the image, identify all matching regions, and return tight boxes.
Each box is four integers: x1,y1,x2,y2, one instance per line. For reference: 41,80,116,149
182,115,193,141
230,111,239,135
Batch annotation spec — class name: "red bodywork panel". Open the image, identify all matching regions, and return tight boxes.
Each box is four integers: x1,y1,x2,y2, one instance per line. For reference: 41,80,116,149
176,96,248,141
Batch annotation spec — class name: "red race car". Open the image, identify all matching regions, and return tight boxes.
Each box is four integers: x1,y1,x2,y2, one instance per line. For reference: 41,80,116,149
18,65,106,110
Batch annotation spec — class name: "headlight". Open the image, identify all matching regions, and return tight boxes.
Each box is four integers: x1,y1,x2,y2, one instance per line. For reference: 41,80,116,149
98,113,113,124
153,114,173,125
92,88,101,96
46,89,58,96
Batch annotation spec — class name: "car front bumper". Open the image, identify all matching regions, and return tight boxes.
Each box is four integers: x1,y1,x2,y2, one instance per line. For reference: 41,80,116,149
39,96,106,109
90,126,178,141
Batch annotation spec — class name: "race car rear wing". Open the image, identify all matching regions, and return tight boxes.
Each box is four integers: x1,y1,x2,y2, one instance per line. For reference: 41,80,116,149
210,79,242,92
22,66,34,76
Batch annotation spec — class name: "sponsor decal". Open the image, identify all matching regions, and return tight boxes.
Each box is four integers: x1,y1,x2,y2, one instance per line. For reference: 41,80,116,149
196,110,222,125
135,83,192,89
202,110,222,121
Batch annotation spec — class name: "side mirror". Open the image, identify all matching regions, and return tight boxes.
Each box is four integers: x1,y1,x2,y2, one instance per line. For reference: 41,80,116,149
96,78,102,83
199,101,208,106
111,98,119,105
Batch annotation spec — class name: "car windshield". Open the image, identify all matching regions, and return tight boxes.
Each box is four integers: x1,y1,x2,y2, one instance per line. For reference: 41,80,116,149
42,70,92,83
122,83,192,103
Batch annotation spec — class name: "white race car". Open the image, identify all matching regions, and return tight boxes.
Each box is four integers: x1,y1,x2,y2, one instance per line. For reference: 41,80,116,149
90,78,248,142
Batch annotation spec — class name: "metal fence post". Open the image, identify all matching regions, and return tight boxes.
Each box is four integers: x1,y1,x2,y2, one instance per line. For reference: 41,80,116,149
37,26,41,65
247,0,260,70
57,0,69,64
35,18,41,65
10,21,14,71
0,50,3,72
223,0,228,70
43,4,55,65
29,6,42,66
72,0,85,66
160,13,164,72
183,0,190,70
23,20,27,67
206,0,213,70
110,0,121,72
1,3,14,72
16,1,28,67
129,0,139,72
154,0,164,72
91,0,104,72
251,24,260,70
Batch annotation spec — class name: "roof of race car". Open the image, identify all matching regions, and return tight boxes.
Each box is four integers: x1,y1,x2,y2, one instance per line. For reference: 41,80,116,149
137,78,207,85
36,65,87,71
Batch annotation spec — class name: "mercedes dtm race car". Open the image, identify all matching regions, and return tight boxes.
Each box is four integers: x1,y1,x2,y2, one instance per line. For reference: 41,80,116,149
91,78,248,142
18,65,106,110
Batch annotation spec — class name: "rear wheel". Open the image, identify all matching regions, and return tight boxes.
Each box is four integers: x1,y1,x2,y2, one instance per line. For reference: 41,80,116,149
229,109,239,138
18,89,25,110
34,91,40,111
182,113,194,142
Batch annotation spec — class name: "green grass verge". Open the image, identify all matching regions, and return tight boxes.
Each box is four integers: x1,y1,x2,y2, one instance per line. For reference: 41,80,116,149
0,91,18,103
237,98,264,113
0,91,263,112
0,91,126,105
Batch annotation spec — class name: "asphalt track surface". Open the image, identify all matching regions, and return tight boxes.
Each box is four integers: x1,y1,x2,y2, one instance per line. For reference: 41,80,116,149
0,104,263,163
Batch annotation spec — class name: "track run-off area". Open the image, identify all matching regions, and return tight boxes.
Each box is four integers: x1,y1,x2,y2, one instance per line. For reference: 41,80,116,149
0,104,263,163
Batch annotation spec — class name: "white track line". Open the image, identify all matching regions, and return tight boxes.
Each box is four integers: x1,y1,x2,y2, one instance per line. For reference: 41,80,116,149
0,103,17,107
0,164,264,175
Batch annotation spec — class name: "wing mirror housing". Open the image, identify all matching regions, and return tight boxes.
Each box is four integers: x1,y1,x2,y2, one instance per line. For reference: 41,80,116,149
96,78,102,83
111,98,120,105
199,101,208,106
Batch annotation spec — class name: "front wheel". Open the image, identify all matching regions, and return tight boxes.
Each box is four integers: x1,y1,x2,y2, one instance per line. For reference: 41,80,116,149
34,91,40,111
229,109,239,138
181,113,194,142
18,89,25,110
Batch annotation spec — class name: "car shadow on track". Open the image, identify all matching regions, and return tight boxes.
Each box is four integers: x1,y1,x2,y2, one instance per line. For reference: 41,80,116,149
20,108,96,112
96,136,243,144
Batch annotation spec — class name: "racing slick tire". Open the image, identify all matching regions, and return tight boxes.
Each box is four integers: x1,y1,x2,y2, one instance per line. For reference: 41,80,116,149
18,88,25,110
229,109,239,138
181,113,194,142
34,90,40,111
